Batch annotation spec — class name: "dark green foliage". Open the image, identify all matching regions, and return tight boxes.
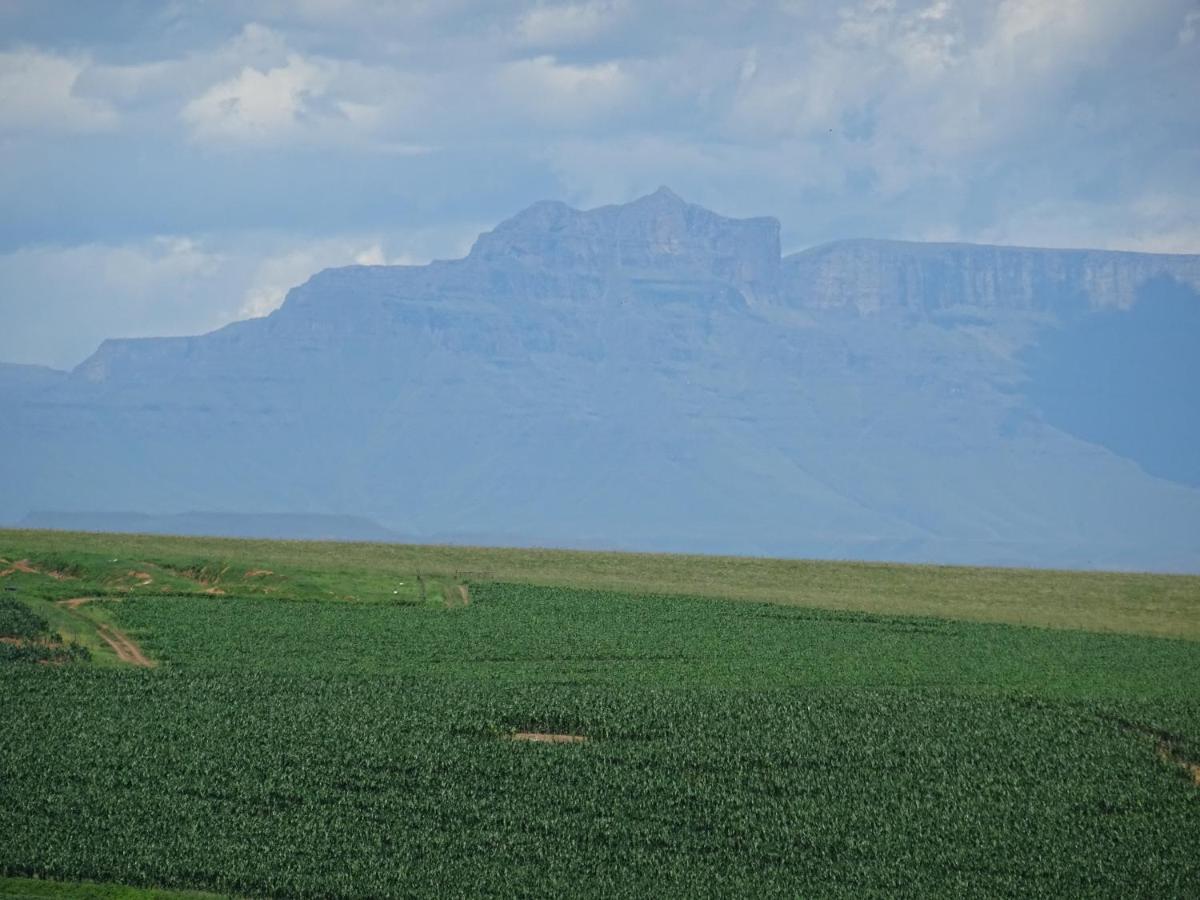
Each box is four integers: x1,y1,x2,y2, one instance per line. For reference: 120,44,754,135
2,670,1197,898
0,642,88,665
1,581,1198,896
0,874,221,898
115,583,1200,702
0,598,50,640
0,597,88,665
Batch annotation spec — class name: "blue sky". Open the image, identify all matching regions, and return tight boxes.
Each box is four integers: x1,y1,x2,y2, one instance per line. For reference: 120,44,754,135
1,0,1198,369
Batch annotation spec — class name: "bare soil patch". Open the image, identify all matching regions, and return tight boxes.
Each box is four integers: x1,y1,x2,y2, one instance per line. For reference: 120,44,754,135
510,732,588,744
443,583,471,608
0,560,75,579
55,597,155,667
1157,741,1200,787
0,560,40,577
204,587,226,596
157,562,228,589
96,624,155,668
245,569,274,577
1106,715,1200,789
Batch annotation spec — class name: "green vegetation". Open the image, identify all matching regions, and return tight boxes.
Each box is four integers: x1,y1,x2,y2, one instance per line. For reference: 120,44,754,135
114,584,1200,700
0,597,50,640
0,595,89,665
0,875,223,899
3,527,1198,639
1,530,1198,897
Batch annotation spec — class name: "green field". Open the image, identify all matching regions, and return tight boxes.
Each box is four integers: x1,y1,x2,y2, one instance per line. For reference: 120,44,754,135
1,529,1198,897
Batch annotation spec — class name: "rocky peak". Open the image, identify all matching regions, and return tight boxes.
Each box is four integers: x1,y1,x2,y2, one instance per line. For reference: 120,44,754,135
468,188,782,304
627,184,686,208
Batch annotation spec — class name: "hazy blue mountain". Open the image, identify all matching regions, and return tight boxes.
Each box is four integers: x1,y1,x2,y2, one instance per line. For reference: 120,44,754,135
17,511,401,542
0,362,67,397
4,188,1199,570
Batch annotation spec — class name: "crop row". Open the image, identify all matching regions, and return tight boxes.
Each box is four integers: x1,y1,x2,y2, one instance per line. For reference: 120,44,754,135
111,582,1200,705
3,665,1199,898
3,581,1198,897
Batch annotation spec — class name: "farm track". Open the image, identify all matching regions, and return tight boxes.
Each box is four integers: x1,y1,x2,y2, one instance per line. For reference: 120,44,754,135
57,597,155,668
96,624,154,668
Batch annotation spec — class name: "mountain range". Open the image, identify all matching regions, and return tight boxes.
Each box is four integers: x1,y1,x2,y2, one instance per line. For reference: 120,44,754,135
4,187,1199,571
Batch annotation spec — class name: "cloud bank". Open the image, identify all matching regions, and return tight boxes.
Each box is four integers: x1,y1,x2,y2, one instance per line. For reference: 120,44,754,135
0,0,1197,367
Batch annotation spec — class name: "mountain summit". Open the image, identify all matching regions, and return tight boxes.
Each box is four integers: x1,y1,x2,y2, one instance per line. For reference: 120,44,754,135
467,187,781,305
3,191,1199,570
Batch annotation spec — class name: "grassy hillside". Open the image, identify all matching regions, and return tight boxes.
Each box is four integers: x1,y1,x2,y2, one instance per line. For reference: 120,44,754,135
1,529,1198,897
2,528,1198,639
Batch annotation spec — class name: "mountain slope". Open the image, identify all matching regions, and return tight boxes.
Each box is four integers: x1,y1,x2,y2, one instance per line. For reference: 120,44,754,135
3,189,1198,570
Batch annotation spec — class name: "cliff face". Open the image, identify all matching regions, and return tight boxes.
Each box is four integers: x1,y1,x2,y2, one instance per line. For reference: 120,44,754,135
468,187,782,305
3,190,1199,571
782,239,1200,315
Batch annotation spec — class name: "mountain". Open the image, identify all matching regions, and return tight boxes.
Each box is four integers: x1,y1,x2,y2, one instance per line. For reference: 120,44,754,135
0,362,67,396
3,188,1199,570
16,511,401,542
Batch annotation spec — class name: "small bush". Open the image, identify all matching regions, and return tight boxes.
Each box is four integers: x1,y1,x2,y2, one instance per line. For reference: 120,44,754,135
0,598,50,640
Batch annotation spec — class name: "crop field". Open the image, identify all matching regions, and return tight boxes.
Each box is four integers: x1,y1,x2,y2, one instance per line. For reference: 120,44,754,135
1,530,1199,897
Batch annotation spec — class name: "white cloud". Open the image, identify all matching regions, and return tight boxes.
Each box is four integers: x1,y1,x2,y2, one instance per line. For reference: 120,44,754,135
224,21,293,64
0,0,1196,366
76,60,179,107
498,55,633,124
181,53,337,143
724,0,1150,191
238,238,415,318
970,192,1200,254
1180,9,1200,44
1,237,220,303
540,134,829,213
176,24,431,147
0,237,227,369
738,48,759,85
0,227,481,369
95,237,222,295
248,0,470,29
28,24,298,128
515,1,628,46
0,50,118,134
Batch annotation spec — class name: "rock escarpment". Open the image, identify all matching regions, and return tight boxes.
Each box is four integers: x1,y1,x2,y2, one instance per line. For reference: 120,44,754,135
3,189,1199,571
782,239,1200,315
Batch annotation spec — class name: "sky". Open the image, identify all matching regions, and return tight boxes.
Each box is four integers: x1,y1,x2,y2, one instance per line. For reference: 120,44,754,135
1,0,1198,370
